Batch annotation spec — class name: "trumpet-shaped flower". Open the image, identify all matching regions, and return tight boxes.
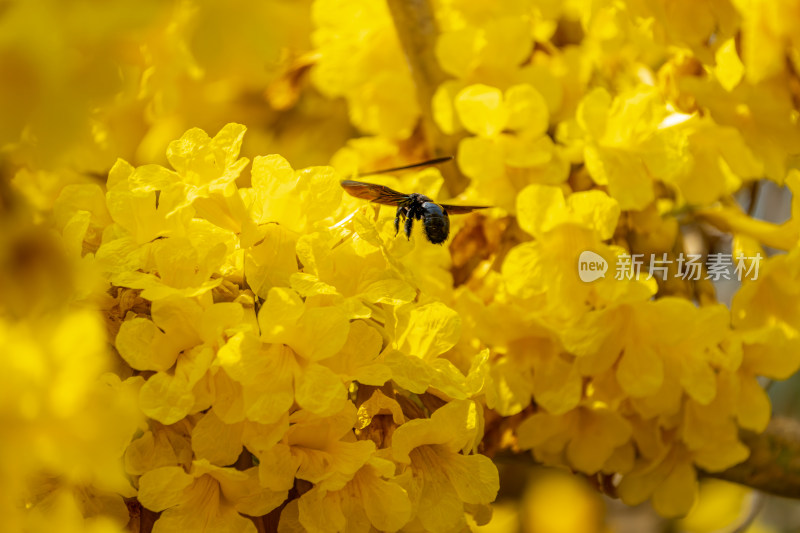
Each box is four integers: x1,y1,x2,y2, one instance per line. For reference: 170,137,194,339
137,460,286,533
391,401,499,532
279,455,412,533
577,87,690,210
447,83,569,211
517,404,633,474
117,300,246,424
254,404,375,494
311,0,419,138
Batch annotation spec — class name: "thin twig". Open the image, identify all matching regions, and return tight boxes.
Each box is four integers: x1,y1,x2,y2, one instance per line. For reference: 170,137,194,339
384,0,467,196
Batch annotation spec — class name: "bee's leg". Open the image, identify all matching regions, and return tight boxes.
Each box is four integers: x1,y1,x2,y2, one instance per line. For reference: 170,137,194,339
404,215,413,239
394,206,403,236
404,204,422,240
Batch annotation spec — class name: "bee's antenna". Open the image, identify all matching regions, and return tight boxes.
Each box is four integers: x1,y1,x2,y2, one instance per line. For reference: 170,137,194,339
362,156,453,176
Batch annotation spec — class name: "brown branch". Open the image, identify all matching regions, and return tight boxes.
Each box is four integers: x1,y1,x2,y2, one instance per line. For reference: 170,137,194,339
704,416,800,498
385,0,467,196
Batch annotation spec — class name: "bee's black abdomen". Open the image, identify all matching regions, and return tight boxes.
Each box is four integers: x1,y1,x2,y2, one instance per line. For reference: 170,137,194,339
421,202,450,244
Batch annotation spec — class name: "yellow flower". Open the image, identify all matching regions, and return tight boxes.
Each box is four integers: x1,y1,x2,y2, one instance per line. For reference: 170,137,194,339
246,154,342,235
384,301,490,401
617,445,701,517
435,1,545,82
516,183,620,240
454,84,548,138
502,223,655,326
321,320,392,387
137,459,285,533
0,311,142,531
311,0,419,138
216,301,391,425
193,408,288,469
618,408,749,518
217,328,347,423
448,83,568,211
279,455,412,533
732,0,800,83
627,0,739,62
101,159,194,247
111,237,227,300
681,392,751,473
391,400,499,532
118,300,245,424
517,403,632,474
167,123,250,193
728,247,800,431
292,226,416,307
254,404,376,494
733,246,800,338
614,384,751,517
577,86,688,210
8,18,800,519
680,75,800,183
53,183,113,254
656,115,762,205
714,38,746,91
125,420,194,476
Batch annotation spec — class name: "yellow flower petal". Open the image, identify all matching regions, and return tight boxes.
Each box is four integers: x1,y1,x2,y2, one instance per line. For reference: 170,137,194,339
736,374,771,432
244,224,299,299
715,38,745,91
454,84,508,137
432,80,467,134
516,184,567,239
397,302,461,360
566,408,632,474
384,349,434,394
191,409,244,466
294,362,348,416
322,320,391,386
356,390,405,430
116,318,176,372
617,344,664,397
139,372,195,425
532,353,582,415
567,190,621,240
457,136,506,190
137,466,194,512
576,87,611,140
358,464,413,531
504,84,549,135
651,460,698,517
258,443,300,491
440,452,500,505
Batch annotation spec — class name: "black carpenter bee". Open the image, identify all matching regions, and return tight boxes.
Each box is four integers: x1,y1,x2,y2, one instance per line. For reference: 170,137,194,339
340,160,488,244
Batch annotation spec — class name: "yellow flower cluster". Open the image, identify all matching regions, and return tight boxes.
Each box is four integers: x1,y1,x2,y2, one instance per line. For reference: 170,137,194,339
2,0,800,531
0,310,141,533
50,124,501,531
306,0,800,521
